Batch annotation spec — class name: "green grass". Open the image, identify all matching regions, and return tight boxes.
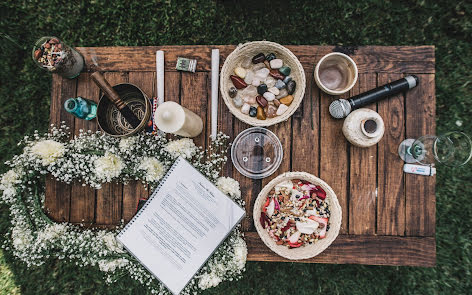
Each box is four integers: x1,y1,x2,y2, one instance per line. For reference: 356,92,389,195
0,250,19,295
0,0,471,294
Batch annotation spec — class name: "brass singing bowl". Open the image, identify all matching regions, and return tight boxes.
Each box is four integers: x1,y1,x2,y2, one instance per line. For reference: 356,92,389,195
97,83,151,137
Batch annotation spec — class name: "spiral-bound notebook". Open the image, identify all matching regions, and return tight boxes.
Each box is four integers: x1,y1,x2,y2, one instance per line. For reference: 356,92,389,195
117,157,245,295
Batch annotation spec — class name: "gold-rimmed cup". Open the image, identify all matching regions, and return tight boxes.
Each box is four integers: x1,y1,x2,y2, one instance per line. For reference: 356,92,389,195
314,52,358,96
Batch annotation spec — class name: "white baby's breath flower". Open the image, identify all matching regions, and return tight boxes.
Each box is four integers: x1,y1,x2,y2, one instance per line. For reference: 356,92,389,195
94,152,124,182
98,258,128,272
1,170,19,186
37,223,67,241
164,138,197,159
11,226,33,251
232,236,248,270
31,140,65,165
138,157,165,182
198,272,222,290
1,187,16,201
216,177,241,199
0,170,21,203
119,137,136,152
103,233,124,253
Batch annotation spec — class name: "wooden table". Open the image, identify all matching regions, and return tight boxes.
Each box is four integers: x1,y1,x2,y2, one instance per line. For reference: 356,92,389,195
45,45,436,267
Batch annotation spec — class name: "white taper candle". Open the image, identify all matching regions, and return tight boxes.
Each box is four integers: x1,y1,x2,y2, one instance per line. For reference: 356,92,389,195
211,49,220,139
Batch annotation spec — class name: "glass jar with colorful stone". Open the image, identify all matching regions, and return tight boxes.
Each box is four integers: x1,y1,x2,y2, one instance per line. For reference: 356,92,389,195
32,36,84,79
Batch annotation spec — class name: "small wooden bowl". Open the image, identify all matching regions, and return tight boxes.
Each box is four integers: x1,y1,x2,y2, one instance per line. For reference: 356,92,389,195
97,83,151,137
253,172,342,260
220,41,306,127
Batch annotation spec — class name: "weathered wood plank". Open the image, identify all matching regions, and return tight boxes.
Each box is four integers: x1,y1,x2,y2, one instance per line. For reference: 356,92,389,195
45,75,76,222
44,176,71,223
70,72,99,224
48,74,62,125
96,183,123,225
348,73,377,235
319,91,349,234
218,80,234,178
292,71,319,175
205,72,213,164
70,181,95,224
76,46,435,74
405,74,436,236
95,72,128,224
377,73,406,235
180,72,208,149
245,232,436,267
164,71,181,104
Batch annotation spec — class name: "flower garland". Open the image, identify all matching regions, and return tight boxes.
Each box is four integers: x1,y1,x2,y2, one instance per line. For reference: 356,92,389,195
0,124,247,294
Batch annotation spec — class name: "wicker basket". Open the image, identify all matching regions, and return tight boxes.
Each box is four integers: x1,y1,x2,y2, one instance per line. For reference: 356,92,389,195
253,172,342,260
220,41,306,127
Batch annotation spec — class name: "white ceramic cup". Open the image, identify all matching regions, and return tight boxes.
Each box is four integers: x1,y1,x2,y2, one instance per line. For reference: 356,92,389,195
314,52,358,96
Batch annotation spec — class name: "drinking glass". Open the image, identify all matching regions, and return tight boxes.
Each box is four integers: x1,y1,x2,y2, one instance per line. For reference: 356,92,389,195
398,131,472,166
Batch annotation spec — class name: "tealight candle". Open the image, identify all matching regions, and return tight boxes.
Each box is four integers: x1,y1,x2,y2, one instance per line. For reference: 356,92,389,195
154,101,203,137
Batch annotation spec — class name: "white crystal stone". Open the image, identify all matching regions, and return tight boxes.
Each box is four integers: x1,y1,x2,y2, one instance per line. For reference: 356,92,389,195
255,68,270,79
251,63,266,72
268,87,280,95
276,104,289,116
241,85,257,97
251,78,261,87
243,95,256,104
264,77,276,88
263,92,275,101
233,95,243,107
241,103,250,114
270,59,283,69
244,70,254,84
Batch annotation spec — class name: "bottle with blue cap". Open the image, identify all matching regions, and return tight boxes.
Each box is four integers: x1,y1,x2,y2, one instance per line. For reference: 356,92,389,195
64,97,97,120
